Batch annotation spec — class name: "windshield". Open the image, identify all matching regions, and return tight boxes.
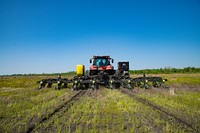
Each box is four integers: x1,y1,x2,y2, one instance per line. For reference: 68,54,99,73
94,58,109,67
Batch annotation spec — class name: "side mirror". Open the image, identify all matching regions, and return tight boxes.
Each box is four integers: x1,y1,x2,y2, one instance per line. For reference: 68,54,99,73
111,59,114,63
90,59,92,63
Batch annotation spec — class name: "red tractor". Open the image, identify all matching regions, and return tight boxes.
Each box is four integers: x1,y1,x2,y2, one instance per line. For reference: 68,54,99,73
89,56,115,76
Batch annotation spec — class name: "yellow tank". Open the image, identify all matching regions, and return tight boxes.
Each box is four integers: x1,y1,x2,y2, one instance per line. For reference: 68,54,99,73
76,65,85,76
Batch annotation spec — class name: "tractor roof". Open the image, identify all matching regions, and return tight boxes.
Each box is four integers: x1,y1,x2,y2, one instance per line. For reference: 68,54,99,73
93,56,110,59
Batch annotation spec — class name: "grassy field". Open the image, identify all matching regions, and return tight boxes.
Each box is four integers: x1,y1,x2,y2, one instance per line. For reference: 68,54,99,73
0,74,200,132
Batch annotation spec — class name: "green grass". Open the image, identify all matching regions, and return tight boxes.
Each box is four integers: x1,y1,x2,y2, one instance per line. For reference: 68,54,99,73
0,74,200,132
162,74,200,85
0,89,77,132
33,89,193,132
137,89,200,131
0,76,76,132
0,76,44,88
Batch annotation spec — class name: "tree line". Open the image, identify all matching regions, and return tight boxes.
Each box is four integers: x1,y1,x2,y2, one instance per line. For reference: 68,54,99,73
129,67,200,74
1,67,200,76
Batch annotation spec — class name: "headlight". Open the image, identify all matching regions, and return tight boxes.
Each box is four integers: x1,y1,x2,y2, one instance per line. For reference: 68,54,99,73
163,79,165,82
92,80,95,84
57,81,60,84
128,80,131,83
40,81,43,84
74,81,78,84
110,80,113,83
145,80,148,82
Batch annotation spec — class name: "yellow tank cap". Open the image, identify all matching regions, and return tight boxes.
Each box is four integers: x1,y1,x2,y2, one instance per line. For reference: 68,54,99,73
76,65,85,76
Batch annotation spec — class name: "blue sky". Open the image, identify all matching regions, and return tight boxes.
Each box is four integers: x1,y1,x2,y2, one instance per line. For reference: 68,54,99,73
0,0,200,75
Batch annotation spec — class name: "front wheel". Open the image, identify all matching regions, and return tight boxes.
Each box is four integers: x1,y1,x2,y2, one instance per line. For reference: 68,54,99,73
127,83,134,89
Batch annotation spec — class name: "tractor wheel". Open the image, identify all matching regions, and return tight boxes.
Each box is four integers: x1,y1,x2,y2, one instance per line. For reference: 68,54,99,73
160,82,168,89
114,83,121,89
38,85,42,90
96,84,99,89
127,83,134,89
109,83,114,89
55,83,62,90
47,83,52,88
144,83,150,89
55,85,61,90
84,83,89,89
153,82,158,88
63,83,68,88
73,84,78,91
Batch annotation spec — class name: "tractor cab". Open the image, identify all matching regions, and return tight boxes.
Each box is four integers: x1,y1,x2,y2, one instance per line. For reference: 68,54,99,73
93,58,109,67
89,56,115,76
